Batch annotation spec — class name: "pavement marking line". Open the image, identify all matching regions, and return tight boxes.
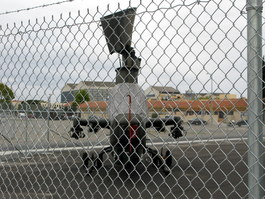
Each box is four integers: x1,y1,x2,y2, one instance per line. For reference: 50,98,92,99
0,137,254,156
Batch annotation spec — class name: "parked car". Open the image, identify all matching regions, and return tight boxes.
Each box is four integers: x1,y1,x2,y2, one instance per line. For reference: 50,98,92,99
188,118,207,125
236,120,248,127
227,120,236,127
49,113,68,120
88,115,100,120
17,113,27,118
27,114,35,119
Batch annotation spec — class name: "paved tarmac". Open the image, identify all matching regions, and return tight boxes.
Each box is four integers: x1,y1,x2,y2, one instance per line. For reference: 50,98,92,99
0,118,251,152
0,118,263,198
0,139,255,199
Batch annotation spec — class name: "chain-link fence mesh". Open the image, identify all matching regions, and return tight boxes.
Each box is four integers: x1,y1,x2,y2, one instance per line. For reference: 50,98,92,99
0,0,264,198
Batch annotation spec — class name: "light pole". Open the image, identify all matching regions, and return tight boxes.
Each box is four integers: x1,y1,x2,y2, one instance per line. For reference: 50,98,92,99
46,94,52,152
207,72,213,124
25,102,29,156
247,0,264,198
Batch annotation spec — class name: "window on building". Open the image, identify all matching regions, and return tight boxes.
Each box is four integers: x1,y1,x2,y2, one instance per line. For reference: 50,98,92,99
147,94,155,97
227,110,234,115
185,111,194,116
219,111,225,119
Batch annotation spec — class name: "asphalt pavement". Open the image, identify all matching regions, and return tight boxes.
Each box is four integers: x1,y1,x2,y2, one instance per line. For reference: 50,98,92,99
0,118,263,198
0,139,255,199
0,118,251,152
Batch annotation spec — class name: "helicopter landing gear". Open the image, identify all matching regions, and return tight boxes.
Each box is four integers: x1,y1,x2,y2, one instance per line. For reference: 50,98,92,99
81,146,173,176
161,148,173,167
82,146,112,174
82,151,99,173
147,147,173,176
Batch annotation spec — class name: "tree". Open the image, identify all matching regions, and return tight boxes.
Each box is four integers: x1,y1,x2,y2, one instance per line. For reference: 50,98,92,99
72,89,90,108
19,100,44,111
0,83,15,102
0,83,15,110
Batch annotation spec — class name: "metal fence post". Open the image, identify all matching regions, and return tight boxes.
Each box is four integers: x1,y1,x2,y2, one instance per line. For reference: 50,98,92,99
246,0,264,198
25,103,29,156
47,94,51,152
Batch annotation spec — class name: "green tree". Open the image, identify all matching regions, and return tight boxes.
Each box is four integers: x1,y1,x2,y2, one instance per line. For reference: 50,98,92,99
0,83,15,102
20,100,44,111
72,89,90,108
0,83,15,110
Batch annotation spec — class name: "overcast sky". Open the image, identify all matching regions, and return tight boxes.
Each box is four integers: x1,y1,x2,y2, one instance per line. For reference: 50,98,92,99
0,0,249,102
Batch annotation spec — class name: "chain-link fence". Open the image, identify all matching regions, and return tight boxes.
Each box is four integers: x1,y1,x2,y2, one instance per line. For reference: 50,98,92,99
0,0,264,198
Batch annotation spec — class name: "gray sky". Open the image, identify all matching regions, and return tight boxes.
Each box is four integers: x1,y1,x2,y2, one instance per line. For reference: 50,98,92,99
0,0,248,102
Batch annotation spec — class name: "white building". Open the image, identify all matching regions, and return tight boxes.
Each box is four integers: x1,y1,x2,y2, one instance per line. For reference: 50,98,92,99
144,86,181,101
61,81,115,103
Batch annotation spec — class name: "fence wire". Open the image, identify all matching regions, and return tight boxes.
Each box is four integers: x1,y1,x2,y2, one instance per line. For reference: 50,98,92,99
0,0,264,198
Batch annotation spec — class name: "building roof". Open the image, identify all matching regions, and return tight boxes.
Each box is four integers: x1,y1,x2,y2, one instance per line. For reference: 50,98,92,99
152,86,180,94
62,81,115,92
77,98,248,111
83,81,115,88
79,101,108,110
148,98,247,111
61,83,78,92
67,83,78,89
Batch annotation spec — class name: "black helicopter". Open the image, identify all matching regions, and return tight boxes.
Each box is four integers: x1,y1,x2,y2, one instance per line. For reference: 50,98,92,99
69,8,185,175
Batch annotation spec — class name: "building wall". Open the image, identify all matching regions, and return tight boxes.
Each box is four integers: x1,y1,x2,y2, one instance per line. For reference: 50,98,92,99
61,91,76,103
147,107,247,124
79,104,246,124
11,101,22,109
145,87,182,101
40,102,65,110
145,87,159,100
81,111,107,119
158,93,182,101
217,93,237,99
89,88,110,101
61,84,77,92
61,81,115,103
145,86,236,101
